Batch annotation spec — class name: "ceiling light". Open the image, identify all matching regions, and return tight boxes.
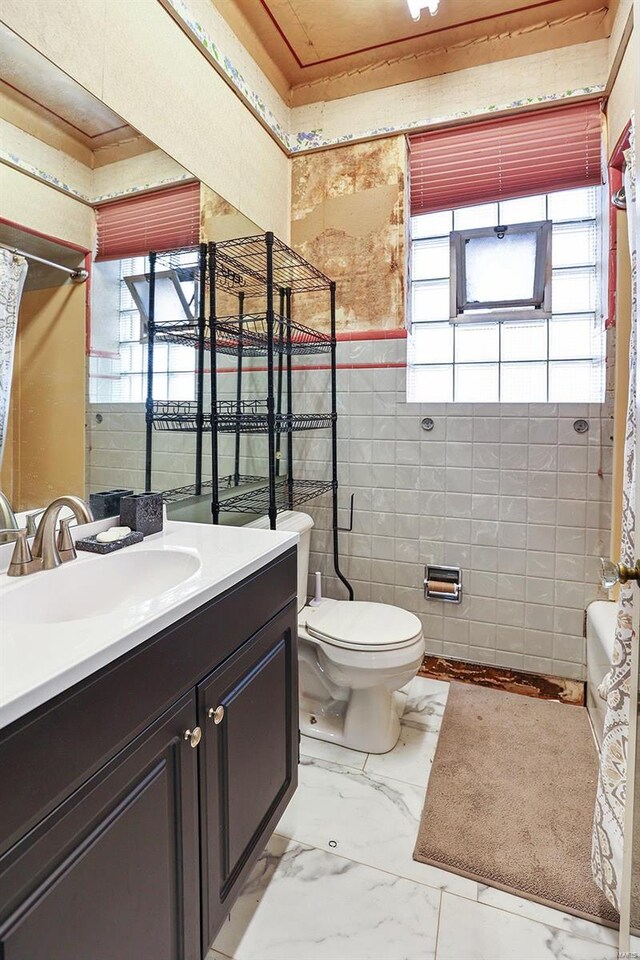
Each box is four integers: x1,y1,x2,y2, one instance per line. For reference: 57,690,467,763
406,0,440,20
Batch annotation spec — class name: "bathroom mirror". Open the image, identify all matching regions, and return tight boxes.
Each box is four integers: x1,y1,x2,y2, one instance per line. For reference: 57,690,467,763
0,23,259,535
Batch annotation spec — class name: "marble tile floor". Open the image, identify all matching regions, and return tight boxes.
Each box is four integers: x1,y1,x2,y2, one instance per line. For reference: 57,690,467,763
209,677,618,960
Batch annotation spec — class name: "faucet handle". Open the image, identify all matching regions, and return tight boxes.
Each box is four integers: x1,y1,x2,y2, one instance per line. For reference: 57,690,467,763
24,509,46,537
2,528,37,578
57,517,77,563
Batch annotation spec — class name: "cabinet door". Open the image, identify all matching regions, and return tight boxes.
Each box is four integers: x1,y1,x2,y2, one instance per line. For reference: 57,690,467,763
198,601,298,950
0,693,200,960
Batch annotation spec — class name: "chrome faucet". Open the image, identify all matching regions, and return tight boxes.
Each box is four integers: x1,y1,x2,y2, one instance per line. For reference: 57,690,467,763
0,491,19,544
5,495,94,577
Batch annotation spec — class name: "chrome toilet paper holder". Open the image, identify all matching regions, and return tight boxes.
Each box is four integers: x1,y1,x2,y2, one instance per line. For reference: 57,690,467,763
424,564,462,603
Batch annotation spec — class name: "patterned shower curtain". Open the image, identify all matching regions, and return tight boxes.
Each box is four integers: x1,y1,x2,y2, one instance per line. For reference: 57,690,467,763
0,248,28,468
592,126,637,912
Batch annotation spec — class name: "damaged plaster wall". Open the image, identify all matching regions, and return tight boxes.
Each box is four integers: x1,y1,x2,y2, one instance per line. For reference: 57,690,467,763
291,136,407,332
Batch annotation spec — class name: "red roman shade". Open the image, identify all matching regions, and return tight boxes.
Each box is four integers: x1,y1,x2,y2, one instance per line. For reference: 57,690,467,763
95,182,201,260
409,102,603,215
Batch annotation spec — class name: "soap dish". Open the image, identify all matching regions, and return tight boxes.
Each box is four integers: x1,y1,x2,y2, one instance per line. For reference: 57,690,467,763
76,530,144,554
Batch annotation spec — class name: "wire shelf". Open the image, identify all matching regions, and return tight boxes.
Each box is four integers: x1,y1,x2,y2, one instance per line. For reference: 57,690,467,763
151,400,334,433
153,244,205,276
151,400,209,431
218,477,335,514
214,234,332,296
217,412,335,434
153,313,333,356
161,475,264,503
214,313,333,356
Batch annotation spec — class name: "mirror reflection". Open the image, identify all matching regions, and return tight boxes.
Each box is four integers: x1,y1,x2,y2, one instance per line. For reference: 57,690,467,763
0,23,259,539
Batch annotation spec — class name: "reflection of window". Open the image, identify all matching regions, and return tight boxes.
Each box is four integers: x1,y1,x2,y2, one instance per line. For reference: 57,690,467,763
408,186,605,403
124,269,195,335
89,256,196,403
450,221,551,323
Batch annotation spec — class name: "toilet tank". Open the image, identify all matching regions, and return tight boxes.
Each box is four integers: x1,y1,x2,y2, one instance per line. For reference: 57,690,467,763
246,511,315,613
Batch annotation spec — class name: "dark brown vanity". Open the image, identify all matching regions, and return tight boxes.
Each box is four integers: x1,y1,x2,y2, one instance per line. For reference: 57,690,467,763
0,547,298,960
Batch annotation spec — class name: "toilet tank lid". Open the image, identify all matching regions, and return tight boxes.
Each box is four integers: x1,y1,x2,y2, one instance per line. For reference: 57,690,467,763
305,601,423,648
247,511,314,534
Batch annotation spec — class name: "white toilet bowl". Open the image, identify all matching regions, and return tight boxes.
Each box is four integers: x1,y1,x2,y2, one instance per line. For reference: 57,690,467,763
247,511,425,753
299,598,425,753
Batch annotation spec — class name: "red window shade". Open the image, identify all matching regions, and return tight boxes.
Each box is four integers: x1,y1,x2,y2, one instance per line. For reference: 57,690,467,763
409,102,603,216
95,182,200,260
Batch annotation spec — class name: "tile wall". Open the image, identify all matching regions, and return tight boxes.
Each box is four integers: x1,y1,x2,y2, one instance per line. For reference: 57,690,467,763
87,336,613,681
297,337,612,681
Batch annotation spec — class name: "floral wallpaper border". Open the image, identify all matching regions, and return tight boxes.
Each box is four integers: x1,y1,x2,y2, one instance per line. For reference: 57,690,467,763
1,0,608,208
161,0,290,149
0,148,91,203
0,148,194,205
289,86,607,153
162,0,606,156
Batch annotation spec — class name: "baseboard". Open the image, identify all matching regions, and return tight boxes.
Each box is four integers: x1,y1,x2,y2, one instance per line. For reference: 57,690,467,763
419,655,585,706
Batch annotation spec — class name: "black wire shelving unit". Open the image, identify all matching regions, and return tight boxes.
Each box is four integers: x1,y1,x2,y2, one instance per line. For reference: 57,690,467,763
209,231,353,598
144,243,207,503
144,233,353,599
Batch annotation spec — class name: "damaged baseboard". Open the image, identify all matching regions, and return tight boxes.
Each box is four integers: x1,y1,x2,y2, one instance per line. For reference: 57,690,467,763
419,654,585,706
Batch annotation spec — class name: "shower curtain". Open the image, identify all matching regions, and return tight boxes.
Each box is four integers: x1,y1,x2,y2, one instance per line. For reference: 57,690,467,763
592,127,637,912
0,248,28,469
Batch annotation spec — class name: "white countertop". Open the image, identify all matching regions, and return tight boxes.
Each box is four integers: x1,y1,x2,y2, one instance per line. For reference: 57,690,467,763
0,520,297,730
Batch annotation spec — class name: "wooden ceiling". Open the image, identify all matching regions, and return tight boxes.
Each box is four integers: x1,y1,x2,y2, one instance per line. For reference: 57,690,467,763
213,0,617,104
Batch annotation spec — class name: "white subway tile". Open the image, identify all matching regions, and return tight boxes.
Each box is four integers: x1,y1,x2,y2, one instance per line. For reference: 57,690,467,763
554,606,585,636
498,496,528,522
495,624,524,652
472,469,500,494
469,620,496,647
498,522,527,549
471,494,499,520
527,524,556,551
523,629,553,658
473,444,501,469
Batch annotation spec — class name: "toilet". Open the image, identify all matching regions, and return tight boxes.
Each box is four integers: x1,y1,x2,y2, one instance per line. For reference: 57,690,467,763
248,511,425,753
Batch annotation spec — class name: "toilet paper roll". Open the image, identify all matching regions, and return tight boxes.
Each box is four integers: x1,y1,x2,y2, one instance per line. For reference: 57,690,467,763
427,580,458,597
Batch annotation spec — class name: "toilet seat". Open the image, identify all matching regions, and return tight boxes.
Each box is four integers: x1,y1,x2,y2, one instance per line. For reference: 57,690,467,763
304,600,423,652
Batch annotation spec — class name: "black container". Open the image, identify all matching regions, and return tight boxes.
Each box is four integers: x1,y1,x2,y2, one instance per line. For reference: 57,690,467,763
89,489,134,520
119,493,163,535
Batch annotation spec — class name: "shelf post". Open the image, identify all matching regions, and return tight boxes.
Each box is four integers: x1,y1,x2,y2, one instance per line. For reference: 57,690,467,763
275,288,285,478
265,232,277,530
234,290,245,486
209,242,220,524
195,243,207,496
144,251,156,492
285,287,294,510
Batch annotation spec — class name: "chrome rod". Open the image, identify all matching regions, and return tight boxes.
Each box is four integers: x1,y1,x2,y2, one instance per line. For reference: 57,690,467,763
0,243,88,282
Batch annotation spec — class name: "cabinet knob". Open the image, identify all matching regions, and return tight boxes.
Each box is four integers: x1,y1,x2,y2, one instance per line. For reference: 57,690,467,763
208,705,225,725
183,726,202,748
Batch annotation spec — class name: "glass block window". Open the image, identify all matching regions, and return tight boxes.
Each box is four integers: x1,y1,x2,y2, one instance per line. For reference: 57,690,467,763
407,186,605,403
89,256,196,403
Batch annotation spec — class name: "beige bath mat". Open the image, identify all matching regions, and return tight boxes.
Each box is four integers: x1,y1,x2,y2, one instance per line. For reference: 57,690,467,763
413,682,618,926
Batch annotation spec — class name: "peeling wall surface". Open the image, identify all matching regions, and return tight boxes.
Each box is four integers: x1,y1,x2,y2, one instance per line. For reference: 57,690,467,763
291,137,406,332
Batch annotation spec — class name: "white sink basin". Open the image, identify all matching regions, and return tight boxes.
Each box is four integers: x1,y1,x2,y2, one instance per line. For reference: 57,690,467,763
2,549,201,625
0,519,298,731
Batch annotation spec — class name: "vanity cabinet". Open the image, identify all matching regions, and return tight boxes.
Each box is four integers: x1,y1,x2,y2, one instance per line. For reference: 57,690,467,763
0,548,298,960
0,693,201,960
198,608,298,949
